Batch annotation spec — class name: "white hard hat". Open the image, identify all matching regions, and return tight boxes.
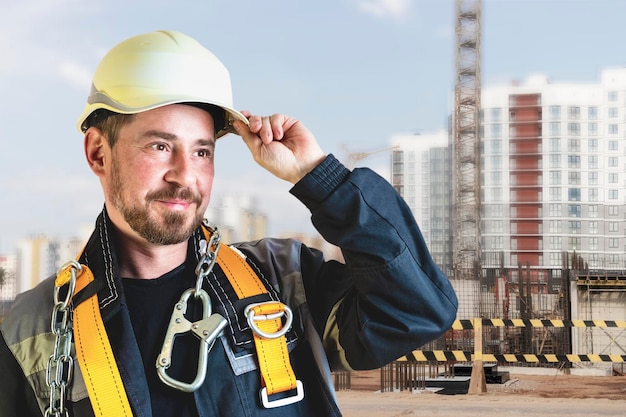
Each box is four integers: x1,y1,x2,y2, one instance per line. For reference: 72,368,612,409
77,30,248,138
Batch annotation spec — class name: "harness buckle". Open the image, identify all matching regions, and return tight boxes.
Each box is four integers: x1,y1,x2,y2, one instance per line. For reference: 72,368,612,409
244,302,293,339
156,288,227,392
260,379,304,409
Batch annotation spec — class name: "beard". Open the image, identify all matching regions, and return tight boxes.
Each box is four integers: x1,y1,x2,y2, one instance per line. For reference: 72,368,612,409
110,160,204,245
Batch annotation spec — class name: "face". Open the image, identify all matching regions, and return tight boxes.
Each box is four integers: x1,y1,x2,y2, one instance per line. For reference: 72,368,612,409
100,104,216,245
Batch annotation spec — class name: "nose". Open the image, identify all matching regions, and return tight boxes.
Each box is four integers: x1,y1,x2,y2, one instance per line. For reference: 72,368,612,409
164,151,196,188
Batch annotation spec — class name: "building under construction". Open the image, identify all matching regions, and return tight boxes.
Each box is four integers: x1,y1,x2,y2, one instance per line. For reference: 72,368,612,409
390,0,626,366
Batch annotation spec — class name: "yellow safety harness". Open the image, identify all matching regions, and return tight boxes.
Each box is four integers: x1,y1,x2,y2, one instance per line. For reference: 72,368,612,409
52,224,302,416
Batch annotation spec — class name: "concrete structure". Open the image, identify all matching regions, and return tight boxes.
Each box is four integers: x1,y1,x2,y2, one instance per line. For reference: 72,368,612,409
16,235,85,295
0,254,17,301
204,194,268,243
481,71,626,271
391,131,453,276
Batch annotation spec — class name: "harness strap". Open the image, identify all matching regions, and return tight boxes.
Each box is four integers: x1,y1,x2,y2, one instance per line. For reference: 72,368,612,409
56,263,133,417
54,227,300,415
215,242,298,397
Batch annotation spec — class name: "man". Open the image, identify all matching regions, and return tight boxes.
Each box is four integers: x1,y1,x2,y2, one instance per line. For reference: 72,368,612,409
0,30,457,416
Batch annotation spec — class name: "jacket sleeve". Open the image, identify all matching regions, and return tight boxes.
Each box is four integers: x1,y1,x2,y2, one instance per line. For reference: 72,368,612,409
290,154,458,371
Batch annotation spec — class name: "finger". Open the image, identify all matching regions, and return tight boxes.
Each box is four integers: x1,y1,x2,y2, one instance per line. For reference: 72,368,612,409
260,116,273,144
269,114,285,140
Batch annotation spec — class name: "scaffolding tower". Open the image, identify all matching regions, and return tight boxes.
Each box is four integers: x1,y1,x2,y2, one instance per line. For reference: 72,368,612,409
452,0,483,319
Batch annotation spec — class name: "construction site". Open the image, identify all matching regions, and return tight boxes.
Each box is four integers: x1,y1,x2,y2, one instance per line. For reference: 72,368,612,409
332,0,626,401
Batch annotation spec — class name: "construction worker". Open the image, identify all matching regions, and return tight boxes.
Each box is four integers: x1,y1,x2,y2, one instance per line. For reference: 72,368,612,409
0,30,458,416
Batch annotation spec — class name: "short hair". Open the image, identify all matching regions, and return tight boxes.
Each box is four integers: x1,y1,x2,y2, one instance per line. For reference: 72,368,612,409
83,103,226,147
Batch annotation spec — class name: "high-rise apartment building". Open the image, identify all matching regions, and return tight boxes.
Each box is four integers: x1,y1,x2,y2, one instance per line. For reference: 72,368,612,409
391,131,453,276
481,69,626,273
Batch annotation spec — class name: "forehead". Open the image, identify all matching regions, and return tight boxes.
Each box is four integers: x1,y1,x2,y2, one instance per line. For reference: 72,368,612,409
122,104,216,139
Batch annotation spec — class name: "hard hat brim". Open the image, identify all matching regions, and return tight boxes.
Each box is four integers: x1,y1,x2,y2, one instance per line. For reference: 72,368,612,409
77,94,249,139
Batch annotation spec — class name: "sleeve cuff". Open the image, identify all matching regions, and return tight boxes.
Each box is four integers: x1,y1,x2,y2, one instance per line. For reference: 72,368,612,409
289,154,350,208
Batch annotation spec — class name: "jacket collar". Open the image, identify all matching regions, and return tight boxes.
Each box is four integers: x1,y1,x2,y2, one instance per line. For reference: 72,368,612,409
74,206,204,321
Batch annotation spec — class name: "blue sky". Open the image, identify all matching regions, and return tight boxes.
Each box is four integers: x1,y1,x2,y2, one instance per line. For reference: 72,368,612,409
1,0,626,253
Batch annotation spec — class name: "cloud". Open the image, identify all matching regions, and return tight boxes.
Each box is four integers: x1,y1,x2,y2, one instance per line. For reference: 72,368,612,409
356,0,413,21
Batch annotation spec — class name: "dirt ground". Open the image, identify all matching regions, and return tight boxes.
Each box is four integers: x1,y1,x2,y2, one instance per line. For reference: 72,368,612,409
336,370,626,417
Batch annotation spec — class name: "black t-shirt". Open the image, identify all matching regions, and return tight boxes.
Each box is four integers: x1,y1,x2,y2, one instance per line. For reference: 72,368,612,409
123,264,202,417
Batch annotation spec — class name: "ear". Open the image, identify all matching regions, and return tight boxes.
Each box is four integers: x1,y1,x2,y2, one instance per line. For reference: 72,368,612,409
84,127,108,176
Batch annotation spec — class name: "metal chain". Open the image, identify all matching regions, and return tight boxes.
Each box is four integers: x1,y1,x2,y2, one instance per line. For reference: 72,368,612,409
194,221,221,296
45,261,80,417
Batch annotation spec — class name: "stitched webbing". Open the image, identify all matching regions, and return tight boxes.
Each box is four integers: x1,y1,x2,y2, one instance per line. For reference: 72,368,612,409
213,237,298,396
57,263,133,417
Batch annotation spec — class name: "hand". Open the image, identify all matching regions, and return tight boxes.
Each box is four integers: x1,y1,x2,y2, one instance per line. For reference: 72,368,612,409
233,112,326,184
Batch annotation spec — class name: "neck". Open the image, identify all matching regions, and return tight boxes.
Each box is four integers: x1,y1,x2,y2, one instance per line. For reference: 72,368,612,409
115,234,189,279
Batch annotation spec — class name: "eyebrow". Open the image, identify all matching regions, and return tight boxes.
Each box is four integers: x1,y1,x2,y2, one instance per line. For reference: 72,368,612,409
141,130,215,147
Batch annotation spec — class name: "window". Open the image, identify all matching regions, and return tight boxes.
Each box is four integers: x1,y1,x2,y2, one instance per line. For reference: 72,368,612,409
568,221,581,234
588,138,598,151
550,105,561,120
491,124,502,138
589,237,599,251
588,155,598,169
491,108,501,122
491,171,502,185
568,155,580,168
550,154,561,168
589,172,598,185
589,205,598,218
550,252,562,267
568,106,580,120
549,220,561,233
568,204,581,217
589,188,598,202
609,107,619,118
568,188,581,201
567,138,580,152
609,190,619,200
549,122,560,136
549,187,561,201
492,188,502,201
609,238,619,249
491,156,502,169
549,204,561,217
491,139,502,154
609,140,618,151
568,172,581,185
568,237,581,250
567,122,580,136
608,206,619,216
609,222,619,232
608,91,618,102
588,106,598,120
549,171,561,185
588,123,598,137
549,236,562,249
549,138,560,152
609,124,619,134
589,221,598,234
609,157,619,167
609,173,619,184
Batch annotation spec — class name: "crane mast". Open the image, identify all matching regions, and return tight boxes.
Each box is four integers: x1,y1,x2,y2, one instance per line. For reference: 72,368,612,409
453,0,482,311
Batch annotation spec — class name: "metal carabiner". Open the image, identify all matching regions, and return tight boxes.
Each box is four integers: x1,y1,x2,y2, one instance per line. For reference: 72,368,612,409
156,288,227,392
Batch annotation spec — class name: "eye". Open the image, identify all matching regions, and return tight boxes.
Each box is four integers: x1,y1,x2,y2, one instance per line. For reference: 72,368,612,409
196,148,214,159
152,143,168,151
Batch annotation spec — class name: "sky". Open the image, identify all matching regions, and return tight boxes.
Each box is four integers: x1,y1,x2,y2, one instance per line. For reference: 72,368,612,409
1,0,626,254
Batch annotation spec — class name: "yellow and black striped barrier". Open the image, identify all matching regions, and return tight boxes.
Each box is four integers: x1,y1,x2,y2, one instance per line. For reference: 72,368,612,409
451,318,626,329
401,350,626,363
399,318,626,364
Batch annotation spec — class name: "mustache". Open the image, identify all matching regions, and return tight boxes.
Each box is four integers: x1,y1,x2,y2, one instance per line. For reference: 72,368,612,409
146,187,202,205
